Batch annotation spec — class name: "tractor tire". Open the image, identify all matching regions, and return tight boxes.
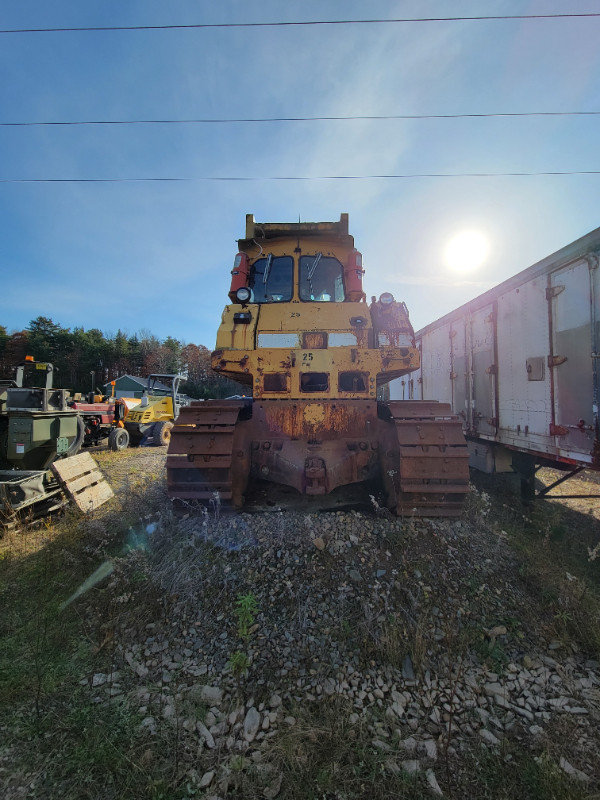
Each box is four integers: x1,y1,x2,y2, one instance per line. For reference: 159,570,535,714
108,427,130,452
152,420,173,447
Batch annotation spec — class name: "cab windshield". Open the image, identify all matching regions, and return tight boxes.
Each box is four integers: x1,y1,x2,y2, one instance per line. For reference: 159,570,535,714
299,254,345,302
248,255,293,303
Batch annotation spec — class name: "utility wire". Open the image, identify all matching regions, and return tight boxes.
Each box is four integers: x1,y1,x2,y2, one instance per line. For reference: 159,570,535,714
2,13,600,34
2,111,600,127
2,171,600,183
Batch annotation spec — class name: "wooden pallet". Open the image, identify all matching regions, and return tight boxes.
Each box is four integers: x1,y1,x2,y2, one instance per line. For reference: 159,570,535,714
51,452,114,513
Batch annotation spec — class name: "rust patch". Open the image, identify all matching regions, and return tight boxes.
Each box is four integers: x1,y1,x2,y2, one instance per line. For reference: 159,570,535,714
353,326,370,349
303,331,327,349
257,400,375,439
303,403,326,427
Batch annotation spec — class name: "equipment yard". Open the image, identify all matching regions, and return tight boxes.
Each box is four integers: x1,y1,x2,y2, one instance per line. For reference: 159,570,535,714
1,448,599,800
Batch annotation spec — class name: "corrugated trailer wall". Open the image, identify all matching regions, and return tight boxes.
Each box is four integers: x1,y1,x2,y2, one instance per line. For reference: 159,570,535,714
391,226,600,481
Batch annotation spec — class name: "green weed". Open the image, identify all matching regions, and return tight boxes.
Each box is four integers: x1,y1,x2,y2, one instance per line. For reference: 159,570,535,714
228,650,250,678
234,592,258,641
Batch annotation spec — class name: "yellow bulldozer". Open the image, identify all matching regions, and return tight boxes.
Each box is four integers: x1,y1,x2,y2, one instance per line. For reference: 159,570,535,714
166,215,469,516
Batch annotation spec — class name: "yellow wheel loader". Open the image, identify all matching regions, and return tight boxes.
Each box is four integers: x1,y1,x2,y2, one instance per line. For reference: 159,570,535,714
124,374,185,447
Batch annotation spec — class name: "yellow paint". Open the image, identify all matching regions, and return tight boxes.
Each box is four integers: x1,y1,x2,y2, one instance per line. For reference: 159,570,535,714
127,395,174,423
258,301,365,333
210,218,420,400
215,304,258,350
211,345,418,399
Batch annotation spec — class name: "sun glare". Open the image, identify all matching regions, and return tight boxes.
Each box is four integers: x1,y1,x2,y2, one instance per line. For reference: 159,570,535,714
444,230,490,273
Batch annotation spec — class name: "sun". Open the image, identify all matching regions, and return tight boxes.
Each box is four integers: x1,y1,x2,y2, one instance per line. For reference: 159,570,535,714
444,230,490,273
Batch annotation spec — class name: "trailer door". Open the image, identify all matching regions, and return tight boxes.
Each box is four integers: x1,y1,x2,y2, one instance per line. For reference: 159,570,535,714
468,304,498,436
549,259,596,458
418,325,454,406
450,320,468,430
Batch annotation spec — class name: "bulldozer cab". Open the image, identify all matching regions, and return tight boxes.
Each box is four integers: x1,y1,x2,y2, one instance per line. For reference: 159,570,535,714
245,252,345,304
214,214,419,401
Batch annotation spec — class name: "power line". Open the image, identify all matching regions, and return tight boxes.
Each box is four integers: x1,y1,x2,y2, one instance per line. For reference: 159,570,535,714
2,171,600,183
2,13,600,35
2,110,600,127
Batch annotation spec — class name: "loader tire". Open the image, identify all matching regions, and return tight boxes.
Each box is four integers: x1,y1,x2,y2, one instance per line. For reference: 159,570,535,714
108,427,130,451
152,420,173,447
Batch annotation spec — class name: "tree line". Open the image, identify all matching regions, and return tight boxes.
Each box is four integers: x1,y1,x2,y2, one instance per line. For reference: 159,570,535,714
0,317,242,399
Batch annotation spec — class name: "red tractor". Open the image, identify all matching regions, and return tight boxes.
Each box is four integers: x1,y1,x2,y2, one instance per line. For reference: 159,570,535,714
68,397,132,451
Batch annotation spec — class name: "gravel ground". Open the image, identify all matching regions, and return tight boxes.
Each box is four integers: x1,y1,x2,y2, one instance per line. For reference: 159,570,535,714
79,449,600,797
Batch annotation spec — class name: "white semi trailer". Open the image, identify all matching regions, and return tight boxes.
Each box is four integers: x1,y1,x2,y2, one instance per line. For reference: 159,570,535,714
391,226,600,497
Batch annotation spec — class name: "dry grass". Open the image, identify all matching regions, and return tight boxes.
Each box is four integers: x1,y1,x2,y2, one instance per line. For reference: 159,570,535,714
242,695,429,800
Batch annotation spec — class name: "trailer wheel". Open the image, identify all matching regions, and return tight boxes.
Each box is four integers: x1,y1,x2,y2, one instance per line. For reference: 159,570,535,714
152,420,173,447
108,427,130,451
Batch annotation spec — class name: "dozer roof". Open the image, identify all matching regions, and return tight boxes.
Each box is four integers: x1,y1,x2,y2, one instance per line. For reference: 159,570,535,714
239,214,354,251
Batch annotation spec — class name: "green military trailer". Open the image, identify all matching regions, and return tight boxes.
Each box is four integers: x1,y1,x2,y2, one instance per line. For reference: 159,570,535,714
0,359,84,525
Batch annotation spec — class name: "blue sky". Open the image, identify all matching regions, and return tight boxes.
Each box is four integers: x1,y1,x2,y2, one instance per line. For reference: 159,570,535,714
1,0,600,347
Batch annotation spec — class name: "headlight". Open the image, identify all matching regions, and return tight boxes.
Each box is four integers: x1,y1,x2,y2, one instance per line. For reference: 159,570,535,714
236,287,251,303
379,292,394,305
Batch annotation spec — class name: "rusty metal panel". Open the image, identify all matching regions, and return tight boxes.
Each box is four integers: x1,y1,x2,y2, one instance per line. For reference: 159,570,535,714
174,403,244,427
166,453,233,467
256,399,377,438
303,331,327,349
388,401,453,418
398,448,470,480
393,420,467,446
167,433,236,455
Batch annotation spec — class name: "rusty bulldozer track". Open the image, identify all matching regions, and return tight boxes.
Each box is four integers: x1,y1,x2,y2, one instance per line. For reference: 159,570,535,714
166,400,249,511
167,399,469,517
382,401,470,517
